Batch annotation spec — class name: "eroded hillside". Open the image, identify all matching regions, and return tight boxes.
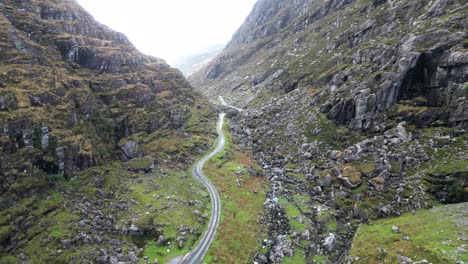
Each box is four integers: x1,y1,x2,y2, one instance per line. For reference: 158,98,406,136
191,0,467,263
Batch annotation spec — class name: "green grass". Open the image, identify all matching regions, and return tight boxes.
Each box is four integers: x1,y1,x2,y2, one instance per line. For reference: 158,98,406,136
142,240,189,264
202,121,267,264
313,254,330,264
126,170,209,263
349,203,468,263
283,249,306,264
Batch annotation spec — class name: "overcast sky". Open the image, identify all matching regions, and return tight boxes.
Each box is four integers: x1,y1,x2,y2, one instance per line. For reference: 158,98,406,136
76,0,257,66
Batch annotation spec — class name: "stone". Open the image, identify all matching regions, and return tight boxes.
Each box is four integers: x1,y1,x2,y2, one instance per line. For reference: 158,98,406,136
301,229,310,241
380,206,392,217
396,122,412,142
128,252,138,263
96,256,108,264
62,239,72,248
377,247,387,258
323,233,336,252
392,226,401,233
83,235,94,244
397,255,413,263
41,126,49,148
156,235,168,246
29,95,42,106
0,97,6,111
109,256,119,264
313,186,322,194
120,140,138,160
129,224,143,236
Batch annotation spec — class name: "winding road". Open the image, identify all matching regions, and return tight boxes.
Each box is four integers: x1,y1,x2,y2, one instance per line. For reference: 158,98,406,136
219,96,243,112
179,112,224,264
176,97,241,264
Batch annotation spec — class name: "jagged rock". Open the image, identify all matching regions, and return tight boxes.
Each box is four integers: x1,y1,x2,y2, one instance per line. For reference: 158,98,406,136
323,234,336,252
377,247,387,258
313,186,322,194
397,255,413,263
29,95,42,107
128,252,138,263
255,253,268,264
396,122,412,143
109,256,119,264
156,235,169,246
318,175,332,187
96,256,108,264
41,126,49,148
129,224,143,236
120,140,138,160
62,239,72,248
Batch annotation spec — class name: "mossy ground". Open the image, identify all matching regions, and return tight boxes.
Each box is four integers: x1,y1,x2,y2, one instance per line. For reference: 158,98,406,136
202,121,268,264
0,106,215,263
349,203,468,264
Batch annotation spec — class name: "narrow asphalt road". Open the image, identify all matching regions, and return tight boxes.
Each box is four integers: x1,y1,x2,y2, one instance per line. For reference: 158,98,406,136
219,96,243,112
178,97,242,264
179,112,225,264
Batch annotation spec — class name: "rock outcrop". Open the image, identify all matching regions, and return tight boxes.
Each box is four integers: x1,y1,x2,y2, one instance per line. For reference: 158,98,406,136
0,0,198,180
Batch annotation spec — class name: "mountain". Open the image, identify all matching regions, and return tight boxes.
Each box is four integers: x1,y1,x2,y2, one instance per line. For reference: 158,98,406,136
0,0,215,263
175,44,224,76
191,0,467,263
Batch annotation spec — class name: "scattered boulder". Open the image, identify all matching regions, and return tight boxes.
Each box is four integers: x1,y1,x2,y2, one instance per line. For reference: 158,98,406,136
397,255,413,263
128,252,138,263
129,224,143,236
323,233,336,252
120,140,138,160
156,235,169,246
126,157,155,173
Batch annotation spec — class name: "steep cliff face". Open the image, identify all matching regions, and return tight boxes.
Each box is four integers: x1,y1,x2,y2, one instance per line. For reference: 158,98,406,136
191,0,467,263
0,0,198,178
0,0,214,263
193,0,467,130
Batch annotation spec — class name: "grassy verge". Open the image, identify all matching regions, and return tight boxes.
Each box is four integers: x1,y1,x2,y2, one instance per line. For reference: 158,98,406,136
349,203,468,263
202,120,268,264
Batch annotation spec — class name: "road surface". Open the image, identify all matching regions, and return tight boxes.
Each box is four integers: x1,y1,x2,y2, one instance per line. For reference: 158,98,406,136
219,96,243,112
178,97,242,264
179,112,226,264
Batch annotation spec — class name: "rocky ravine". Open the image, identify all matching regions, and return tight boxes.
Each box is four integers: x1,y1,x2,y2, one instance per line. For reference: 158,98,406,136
0,0,215,263
191,0,467,263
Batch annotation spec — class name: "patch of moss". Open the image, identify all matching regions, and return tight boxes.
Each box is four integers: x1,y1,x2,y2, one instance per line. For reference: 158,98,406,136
126,157,154,171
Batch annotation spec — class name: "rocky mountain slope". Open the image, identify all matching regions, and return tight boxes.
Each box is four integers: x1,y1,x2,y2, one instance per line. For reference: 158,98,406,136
0,0,215,263
191,0,467,263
